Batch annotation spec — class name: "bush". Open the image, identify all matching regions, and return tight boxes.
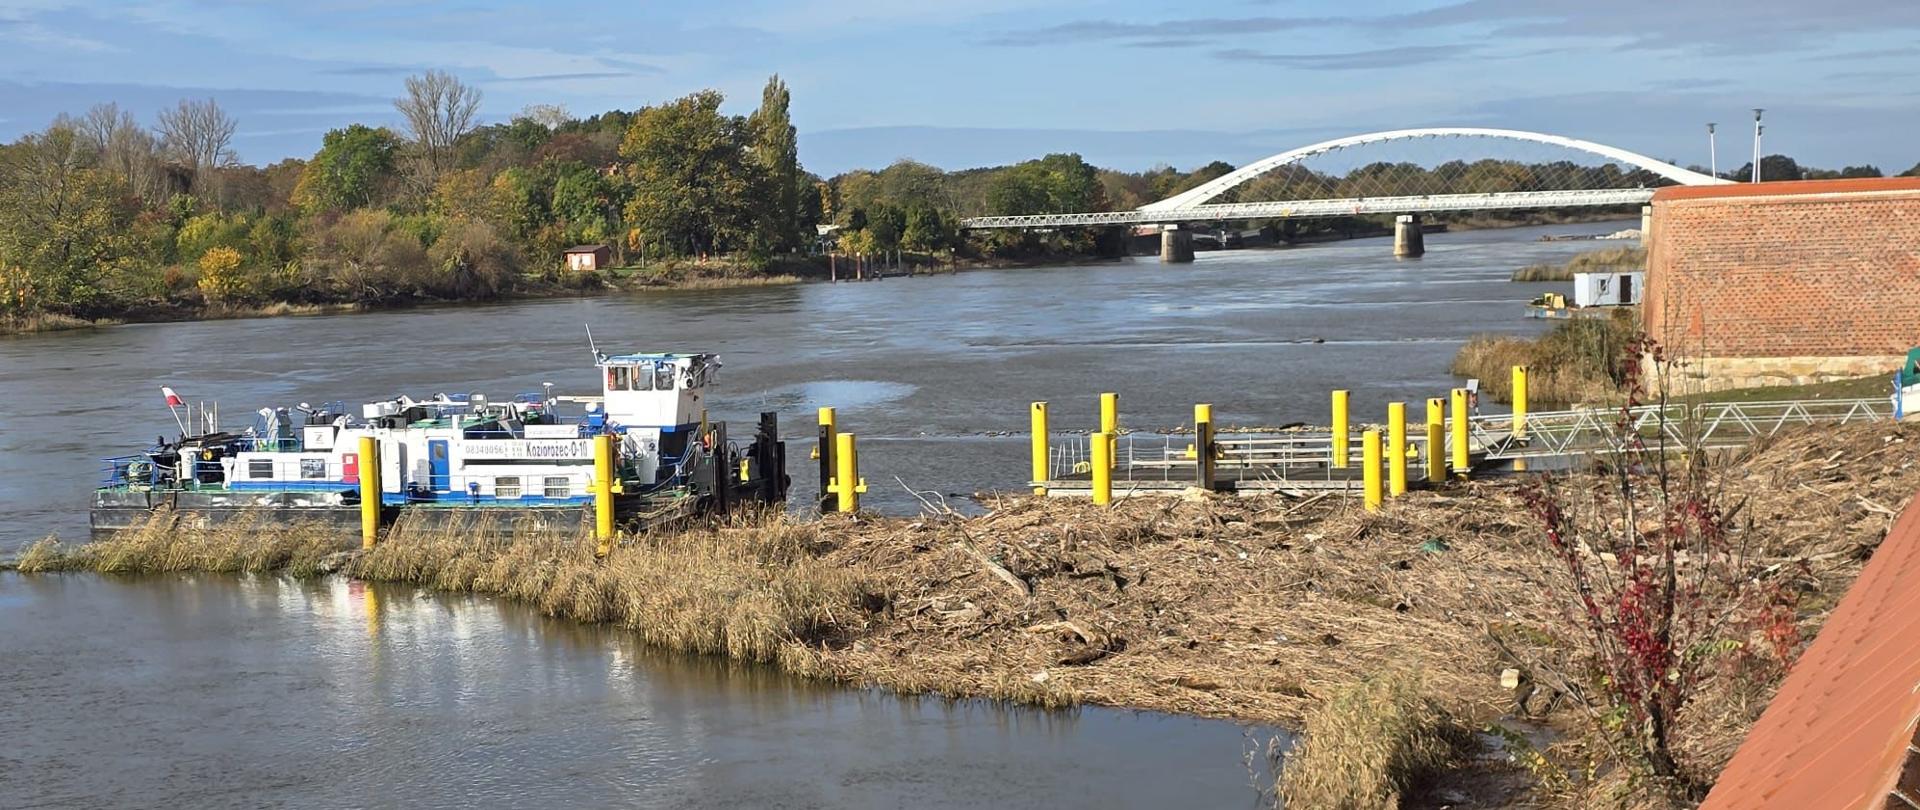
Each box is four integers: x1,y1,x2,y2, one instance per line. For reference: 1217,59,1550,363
195,246,255,303
427,219,522,299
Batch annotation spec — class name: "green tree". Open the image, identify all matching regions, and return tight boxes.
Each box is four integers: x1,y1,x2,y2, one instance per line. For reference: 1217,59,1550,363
902,205,954,252
550,164,621,248
299,124,402,212
619,91,760,256
747,75,801,253
985,153,1105,216
0,126,146,313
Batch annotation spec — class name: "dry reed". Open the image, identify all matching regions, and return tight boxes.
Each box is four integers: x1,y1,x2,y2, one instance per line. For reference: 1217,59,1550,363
1276,672,1472,809
1511,245,1646,282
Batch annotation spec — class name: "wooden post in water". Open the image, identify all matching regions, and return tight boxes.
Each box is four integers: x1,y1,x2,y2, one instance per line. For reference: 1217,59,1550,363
358,436,381,550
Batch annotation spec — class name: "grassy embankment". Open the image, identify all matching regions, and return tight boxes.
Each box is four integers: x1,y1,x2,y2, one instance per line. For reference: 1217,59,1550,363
1510,245,1645,282
13,419,1916,806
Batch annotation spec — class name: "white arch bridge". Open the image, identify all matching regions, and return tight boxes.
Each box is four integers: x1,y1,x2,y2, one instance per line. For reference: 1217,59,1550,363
961,128,1729,229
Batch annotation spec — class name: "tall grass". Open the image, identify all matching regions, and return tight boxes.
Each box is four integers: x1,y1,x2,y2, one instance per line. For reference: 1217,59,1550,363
349,512,871,664
1275,672,1472,809
1511,245,1645,282
14,513,348,576
1452,308,1641,405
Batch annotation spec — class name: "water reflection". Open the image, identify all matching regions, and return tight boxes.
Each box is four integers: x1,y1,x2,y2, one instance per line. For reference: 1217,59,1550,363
0,572,1275,808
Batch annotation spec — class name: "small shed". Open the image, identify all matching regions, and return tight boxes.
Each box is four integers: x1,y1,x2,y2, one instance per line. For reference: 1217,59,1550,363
563,245,612,272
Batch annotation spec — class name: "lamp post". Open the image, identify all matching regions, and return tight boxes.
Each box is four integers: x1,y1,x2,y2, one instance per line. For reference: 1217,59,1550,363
1706,123,1717,178
1751,108,1765,182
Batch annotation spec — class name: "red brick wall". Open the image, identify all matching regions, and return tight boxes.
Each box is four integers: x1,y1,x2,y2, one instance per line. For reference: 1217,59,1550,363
1645,178,1920,359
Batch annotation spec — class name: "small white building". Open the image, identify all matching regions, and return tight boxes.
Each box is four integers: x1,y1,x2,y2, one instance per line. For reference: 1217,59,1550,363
1572,271,1643,308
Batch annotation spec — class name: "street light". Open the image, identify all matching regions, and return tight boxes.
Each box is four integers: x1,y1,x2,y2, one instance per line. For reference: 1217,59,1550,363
1751,108,1765,182
1707,123,1718,178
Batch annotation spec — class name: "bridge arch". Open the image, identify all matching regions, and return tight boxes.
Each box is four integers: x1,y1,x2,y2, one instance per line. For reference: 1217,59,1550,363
1139,127,1728,212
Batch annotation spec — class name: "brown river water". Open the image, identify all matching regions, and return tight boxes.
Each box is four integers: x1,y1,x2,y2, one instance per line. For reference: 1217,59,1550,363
0,223,1614,807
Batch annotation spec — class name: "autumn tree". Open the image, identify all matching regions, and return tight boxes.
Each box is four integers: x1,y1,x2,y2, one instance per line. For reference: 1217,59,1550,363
620,90,760,257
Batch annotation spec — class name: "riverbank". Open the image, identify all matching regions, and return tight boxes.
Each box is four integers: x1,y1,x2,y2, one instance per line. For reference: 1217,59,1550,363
16,420,1912,806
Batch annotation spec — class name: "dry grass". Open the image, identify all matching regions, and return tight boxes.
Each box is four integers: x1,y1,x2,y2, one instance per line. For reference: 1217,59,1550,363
0,311,113,335
1277,671,1473,809
1512,246,1646,282
1452,309,1641,405
351,511,874,664
14,513,349,576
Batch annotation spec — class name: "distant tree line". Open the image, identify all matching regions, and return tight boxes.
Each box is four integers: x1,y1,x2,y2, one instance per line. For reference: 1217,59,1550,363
4,74,1913,325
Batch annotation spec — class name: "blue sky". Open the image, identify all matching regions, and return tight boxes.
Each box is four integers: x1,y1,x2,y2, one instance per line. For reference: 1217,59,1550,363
2,0,1917,175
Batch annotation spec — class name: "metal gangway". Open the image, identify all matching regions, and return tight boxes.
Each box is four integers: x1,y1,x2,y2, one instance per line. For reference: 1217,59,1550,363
1038,397,1894,496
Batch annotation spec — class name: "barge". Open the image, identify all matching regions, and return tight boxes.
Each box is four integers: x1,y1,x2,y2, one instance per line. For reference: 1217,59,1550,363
92,349,789,537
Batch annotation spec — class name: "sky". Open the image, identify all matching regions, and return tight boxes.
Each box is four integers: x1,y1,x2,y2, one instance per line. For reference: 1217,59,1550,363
1,0,1917,176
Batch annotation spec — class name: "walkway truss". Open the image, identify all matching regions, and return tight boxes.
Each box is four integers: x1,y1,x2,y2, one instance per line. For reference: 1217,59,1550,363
965,128,1730,229
1039,398,1892,494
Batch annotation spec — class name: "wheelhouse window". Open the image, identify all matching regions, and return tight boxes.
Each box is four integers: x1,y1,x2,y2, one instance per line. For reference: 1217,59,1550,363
631,365,653,391
543,476,571,498
494,476,521,498
608,366,630,390
248,459,274,479
300,459,327,480
654,364,675,390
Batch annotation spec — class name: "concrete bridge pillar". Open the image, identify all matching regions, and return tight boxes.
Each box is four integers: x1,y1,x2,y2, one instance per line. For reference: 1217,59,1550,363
1640,205,1653,247
1393,214,1425,258
1160,225,1195,264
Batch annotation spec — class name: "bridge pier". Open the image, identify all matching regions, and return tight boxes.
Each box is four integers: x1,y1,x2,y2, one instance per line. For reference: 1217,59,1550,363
1393,214,1425,258
1640,205,1653,247
1160,225,1195,264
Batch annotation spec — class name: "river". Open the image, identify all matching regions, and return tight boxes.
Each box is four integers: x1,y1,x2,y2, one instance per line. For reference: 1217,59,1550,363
0,222,1617,807
0,572,1277,808
0,221,1611,546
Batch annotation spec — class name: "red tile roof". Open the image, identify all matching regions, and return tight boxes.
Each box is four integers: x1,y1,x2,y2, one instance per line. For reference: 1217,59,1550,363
1700,496,1920,809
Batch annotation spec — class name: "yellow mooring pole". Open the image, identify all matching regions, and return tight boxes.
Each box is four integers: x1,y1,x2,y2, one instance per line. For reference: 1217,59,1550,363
1362,429,1383,512
593,433,615,555
1330,389,1350,468
1450,388,1470,478
1511,365,1529,439
1099,392,1119,470
1194,403,1215,492
1091,430,1114,505
358,435,381,550
1387,402,1407,497
1030,401,1049,495
816,407,836,512
1425,398,1445,483
833,432,866,514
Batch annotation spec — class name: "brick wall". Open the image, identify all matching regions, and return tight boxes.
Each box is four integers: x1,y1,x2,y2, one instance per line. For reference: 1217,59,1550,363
1645,178,1920,387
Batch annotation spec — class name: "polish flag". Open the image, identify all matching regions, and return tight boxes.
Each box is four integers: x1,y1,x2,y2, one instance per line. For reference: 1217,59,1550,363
162,387,183,407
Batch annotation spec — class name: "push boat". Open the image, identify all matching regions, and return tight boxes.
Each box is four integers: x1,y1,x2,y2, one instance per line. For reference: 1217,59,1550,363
92,351,789,538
